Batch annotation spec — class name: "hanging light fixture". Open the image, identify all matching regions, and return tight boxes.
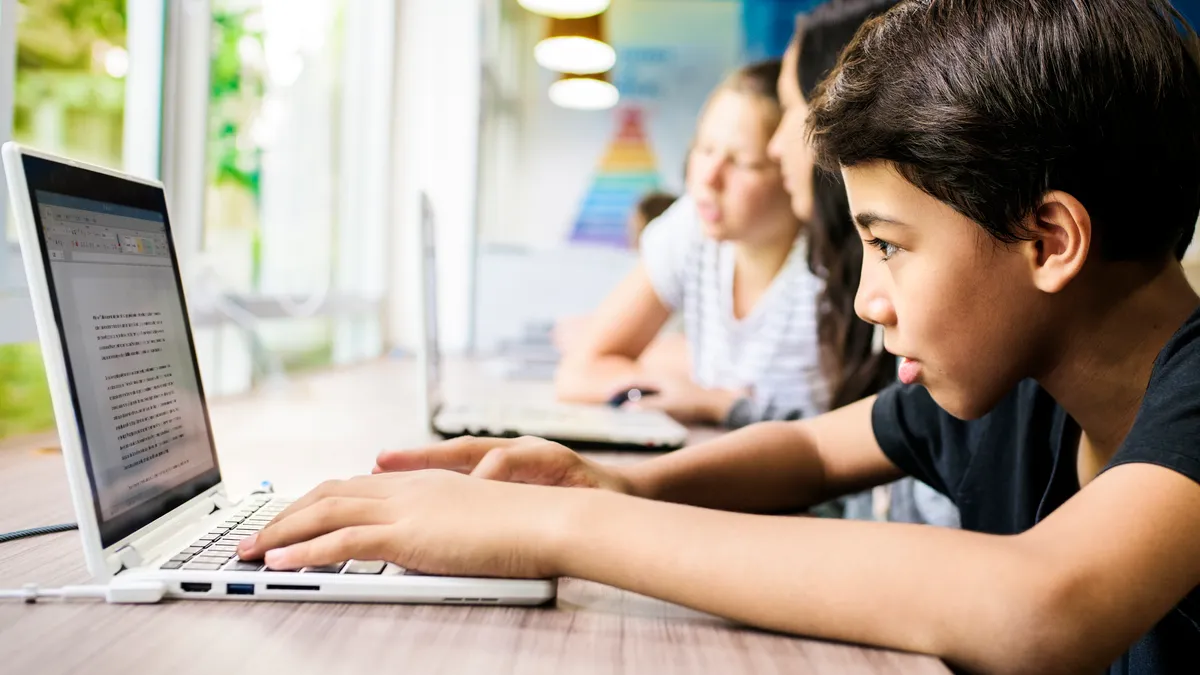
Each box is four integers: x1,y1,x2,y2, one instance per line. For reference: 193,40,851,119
549,71,619,110
517,0,610,19
535,15,615,75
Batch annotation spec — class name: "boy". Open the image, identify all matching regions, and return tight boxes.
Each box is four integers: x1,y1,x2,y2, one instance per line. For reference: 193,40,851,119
239,1,1200,672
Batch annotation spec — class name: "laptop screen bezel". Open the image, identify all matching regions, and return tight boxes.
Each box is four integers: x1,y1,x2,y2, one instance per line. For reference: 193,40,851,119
19,152,223,549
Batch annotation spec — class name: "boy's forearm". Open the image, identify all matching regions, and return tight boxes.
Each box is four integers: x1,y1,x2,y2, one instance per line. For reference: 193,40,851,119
618,421,829,513
550,489,1078,675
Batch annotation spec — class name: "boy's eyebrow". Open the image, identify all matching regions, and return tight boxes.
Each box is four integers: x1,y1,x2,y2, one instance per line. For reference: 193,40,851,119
854,211,911,231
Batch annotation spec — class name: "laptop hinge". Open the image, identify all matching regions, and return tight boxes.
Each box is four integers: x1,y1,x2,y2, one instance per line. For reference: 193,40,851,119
211,492,234,512
115,543,144,571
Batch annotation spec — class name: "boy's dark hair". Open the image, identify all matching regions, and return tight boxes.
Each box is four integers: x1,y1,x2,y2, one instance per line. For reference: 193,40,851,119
795,0,900,410
809,0,1200,262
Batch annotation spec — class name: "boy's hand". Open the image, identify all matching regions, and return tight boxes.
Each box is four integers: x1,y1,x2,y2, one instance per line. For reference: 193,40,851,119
236,470,573,578
373,436,637,495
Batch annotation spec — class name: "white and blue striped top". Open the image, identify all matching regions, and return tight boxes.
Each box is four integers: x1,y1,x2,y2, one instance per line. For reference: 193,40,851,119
640,196,833,423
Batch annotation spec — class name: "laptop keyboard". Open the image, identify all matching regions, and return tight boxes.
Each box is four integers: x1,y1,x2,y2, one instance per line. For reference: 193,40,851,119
158,496,387,575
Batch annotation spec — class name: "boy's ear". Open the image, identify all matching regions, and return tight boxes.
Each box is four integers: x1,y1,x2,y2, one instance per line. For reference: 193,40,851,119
1022,191,1092,294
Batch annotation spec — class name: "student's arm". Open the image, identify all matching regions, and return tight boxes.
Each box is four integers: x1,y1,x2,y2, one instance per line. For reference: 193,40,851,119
554,263,672,403
637,330,691,380
549,462,1200,675
374,396,902,514
622,395,901,511
244,453,1200,675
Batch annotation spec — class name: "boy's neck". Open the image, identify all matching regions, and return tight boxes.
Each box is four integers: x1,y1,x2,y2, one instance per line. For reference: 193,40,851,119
1039,261,1199,482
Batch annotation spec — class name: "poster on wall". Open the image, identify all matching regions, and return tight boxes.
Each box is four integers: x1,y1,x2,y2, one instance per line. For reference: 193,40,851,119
570,108,662,246
563,1,741,248
565,0,820,248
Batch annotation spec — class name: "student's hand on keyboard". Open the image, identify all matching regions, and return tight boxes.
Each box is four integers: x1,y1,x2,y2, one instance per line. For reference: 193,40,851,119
610,375,741,425
234,470,572,579
373,436,636,495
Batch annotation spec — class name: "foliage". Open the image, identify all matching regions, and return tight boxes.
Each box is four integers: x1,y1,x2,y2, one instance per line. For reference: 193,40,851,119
0,343,55,439
16,0,126,69
209,8,263,194
2,0,126,439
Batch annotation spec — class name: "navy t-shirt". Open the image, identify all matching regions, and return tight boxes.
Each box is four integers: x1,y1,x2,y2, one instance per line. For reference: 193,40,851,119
873,307,1200,674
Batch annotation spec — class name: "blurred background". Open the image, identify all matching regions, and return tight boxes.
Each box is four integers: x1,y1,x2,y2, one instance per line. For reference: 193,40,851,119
3,0,1200,441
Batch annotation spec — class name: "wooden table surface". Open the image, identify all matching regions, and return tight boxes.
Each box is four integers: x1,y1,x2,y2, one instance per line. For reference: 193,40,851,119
0,358,950,674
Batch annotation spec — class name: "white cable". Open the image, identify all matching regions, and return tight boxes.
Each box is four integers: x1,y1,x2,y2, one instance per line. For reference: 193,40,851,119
0,580,167,604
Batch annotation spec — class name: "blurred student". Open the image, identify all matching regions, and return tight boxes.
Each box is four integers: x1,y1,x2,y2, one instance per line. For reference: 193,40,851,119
767,0,954,525
627,191,678,249
555,60,830,428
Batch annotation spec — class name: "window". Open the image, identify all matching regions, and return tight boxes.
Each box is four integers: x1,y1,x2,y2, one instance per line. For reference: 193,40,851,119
0,0,394,437
183,0,392,395
1,0,133,438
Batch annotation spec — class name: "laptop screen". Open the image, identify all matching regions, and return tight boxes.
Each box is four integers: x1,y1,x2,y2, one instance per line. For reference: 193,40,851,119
19,154,221,548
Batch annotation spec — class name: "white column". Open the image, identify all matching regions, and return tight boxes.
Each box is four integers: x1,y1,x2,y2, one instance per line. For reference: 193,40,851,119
160,0,211,268
0,0,19,298
333,0,394,363
388,0,483,355
123,0,166,179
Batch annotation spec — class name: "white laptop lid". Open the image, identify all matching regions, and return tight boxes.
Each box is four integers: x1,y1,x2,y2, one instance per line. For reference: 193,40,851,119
417,191,444,430
3,144,226,576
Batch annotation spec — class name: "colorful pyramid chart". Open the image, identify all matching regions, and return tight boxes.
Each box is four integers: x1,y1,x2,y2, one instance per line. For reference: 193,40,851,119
570,107,663,247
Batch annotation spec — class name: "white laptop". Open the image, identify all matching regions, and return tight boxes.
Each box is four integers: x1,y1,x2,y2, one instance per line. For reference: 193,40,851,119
417,193,689,450
2,143,555,605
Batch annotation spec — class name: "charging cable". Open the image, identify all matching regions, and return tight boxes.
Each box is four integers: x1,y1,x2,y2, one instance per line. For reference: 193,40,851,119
0,524,79,544
1,482,276,604
0,579,166,604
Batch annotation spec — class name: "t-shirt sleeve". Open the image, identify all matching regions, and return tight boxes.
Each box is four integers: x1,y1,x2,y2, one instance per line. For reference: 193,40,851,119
1104,312,1200,486
871,382,975,499
639,195,703,311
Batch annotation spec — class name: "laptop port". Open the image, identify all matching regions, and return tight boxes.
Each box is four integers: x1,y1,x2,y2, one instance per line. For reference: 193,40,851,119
226,583,255,596
180,582,212,593
265,584,320,591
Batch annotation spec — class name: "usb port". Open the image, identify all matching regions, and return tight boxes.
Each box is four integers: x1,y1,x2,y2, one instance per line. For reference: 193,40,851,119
226,583,255,596
180,582,212,593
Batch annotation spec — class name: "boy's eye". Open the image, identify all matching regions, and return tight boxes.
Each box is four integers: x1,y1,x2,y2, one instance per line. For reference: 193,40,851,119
866,237,900,261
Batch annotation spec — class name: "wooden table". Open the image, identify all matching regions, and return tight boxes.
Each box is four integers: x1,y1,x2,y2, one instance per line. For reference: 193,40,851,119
0,359,949,674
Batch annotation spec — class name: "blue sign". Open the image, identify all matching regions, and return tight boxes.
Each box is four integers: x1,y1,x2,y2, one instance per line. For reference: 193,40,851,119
741,0,826,61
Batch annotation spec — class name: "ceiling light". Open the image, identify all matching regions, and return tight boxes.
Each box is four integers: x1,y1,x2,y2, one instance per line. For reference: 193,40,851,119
549,72,619,111
517,0,610,19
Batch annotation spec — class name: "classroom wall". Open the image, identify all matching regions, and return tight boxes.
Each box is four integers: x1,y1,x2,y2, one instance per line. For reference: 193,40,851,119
481,0,743,248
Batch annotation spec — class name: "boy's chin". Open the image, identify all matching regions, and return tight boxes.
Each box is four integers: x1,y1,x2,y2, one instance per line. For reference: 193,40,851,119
926,383,1009,421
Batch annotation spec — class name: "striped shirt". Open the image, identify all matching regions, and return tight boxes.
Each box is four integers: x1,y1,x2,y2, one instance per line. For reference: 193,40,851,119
641,196,833,423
